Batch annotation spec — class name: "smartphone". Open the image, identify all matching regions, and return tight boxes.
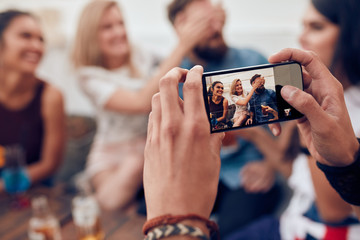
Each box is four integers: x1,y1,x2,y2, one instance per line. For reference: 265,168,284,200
202,61,303,133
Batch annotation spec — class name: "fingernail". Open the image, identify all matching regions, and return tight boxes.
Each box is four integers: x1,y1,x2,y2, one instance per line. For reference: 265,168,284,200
192,65,203,70
281,86,297,100
272,128,279,136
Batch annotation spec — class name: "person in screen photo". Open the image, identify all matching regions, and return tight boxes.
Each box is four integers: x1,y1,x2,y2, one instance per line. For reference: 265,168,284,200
248,74,278,124
230,78,260,127
208,81,228,130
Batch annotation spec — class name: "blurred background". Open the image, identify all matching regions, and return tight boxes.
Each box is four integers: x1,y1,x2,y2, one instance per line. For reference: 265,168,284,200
0,0,309,116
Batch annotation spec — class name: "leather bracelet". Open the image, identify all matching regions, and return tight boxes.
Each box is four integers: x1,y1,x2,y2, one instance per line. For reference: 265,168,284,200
144,223,209,240
143,214,219,240
316,138,360,206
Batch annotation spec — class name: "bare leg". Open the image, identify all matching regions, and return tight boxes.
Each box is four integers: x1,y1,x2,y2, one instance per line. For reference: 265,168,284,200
92,153,144,211
233,114,248,127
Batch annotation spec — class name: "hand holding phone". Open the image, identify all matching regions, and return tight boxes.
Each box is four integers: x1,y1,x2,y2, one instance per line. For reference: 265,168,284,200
202,61,304,133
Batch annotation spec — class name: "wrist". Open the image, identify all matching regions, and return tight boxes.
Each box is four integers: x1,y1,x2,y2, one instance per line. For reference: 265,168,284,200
316,139,360,206
179,219,210,238
323,138,360,167
143,214,219,239
342,138,360,167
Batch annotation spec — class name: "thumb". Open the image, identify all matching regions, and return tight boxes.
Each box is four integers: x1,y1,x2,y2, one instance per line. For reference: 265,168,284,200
210,132,224,154
281,86,329,128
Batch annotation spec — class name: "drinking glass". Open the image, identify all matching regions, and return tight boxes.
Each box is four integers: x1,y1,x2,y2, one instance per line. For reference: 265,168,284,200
2,145,31,209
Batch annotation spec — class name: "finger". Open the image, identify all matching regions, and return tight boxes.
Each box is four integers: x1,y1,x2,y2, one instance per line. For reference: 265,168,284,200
159,68,188,123
146,112,153,145
183,65,207,122
247,179,265,193
268,48,331,82
268,123,281,136
281,86,330,131
151,93,161,144
178,96,184,112
302,67,312,89
209,132,224,154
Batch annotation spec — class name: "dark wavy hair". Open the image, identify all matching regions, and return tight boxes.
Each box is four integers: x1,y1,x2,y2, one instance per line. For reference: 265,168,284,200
312,0,360,85
250,74,261,85
0,10,33,43
207,81,223,96
167,0,198,25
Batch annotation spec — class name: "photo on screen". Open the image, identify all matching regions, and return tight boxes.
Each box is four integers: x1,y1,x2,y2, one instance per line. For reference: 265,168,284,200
203,63,303,133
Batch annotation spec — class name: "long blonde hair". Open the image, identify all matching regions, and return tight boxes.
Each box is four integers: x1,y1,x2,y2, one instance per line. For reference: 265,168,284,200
72,0,138,76
230,78,245,97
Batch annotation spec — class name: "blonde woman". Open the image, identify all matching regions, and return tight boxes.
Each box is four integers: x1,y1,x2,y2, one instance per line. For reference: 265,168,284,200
230,78,259,127
72,0,215,210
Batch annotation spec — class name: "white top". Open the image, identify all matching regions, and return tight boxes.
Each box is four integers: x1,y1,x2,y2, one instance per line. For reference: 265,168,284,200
344,85,360,137
78,48,159,145
231,93,249,113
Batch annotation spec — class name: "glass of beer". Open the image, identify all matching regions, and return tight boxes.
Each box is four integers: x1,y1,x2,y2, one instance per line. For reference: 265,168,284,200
72,195,104,240
261,103,268,117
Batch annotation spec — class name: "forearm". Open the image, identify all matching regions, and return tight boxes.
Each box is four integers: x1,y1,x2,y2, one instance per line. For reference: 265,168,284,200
139,44,191,111
315,141,360,219
308,158,353,223
243,128,292,177
27,160,60,184
236,89,255,106
0,179,4,192
354,207,360,220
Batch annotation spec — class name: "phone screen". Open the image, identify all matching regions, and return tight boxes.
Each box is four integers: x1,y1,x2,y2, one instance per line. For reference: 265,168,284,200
202,61,303,133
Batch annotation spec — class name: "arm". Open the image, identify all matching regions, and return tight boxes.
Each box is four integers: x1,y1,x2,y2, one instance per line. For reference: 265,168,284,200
27,85,65,184
246,111,253,125
104,8,216,114
237,122,296,178
308,157,353,223
268,48,360,219
266,106,278,121
144,66,224,239
235,83,260,106
216,98,228,122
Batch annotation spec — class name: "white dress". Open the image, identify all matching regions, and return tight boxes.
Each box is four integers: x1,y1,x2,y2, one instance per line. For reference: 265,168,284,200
231,93,250,121
78,48,159,177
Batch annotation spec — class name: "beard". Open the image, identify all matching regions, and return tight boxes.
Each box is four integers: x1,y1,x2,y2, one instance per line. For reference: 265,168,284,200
194,34,228,62
256,87,265,94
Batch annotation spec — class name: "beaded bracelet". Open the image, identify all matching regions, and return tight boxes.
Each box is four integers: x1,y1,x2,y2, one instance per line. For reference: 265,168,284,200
316,138,360,206
144,223,209,240
143,214,219,240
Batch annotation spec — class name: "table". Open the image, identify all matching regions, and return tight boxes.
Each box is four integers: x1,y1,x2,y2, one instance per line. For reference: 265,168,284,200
61,209,146,240
0,184,146,240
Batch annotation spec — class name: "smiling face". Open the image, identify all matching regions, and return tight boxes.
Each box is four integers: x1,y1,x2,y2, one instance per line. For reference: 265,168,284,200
299,3,340,67
212,82,224,96
235,80,243,95
97,5,129,65
0,15,44,75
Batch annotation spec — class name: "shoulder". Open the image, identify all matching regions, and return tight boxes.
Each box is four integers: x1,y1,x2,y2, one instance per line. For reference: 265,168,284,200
265,88,276,95
228,47,268,65
41,83,64,116
78,66,109,80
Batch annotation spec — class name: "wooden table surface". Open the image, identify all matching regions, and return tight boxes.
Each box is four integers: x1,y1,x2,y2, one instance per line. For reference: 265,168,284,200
0,184,146,240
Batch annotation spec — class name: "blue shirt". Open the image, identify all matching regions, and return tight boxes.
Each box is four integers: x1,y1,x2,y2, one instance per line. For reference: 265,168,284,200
178,47,268,188
249,89,278,124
